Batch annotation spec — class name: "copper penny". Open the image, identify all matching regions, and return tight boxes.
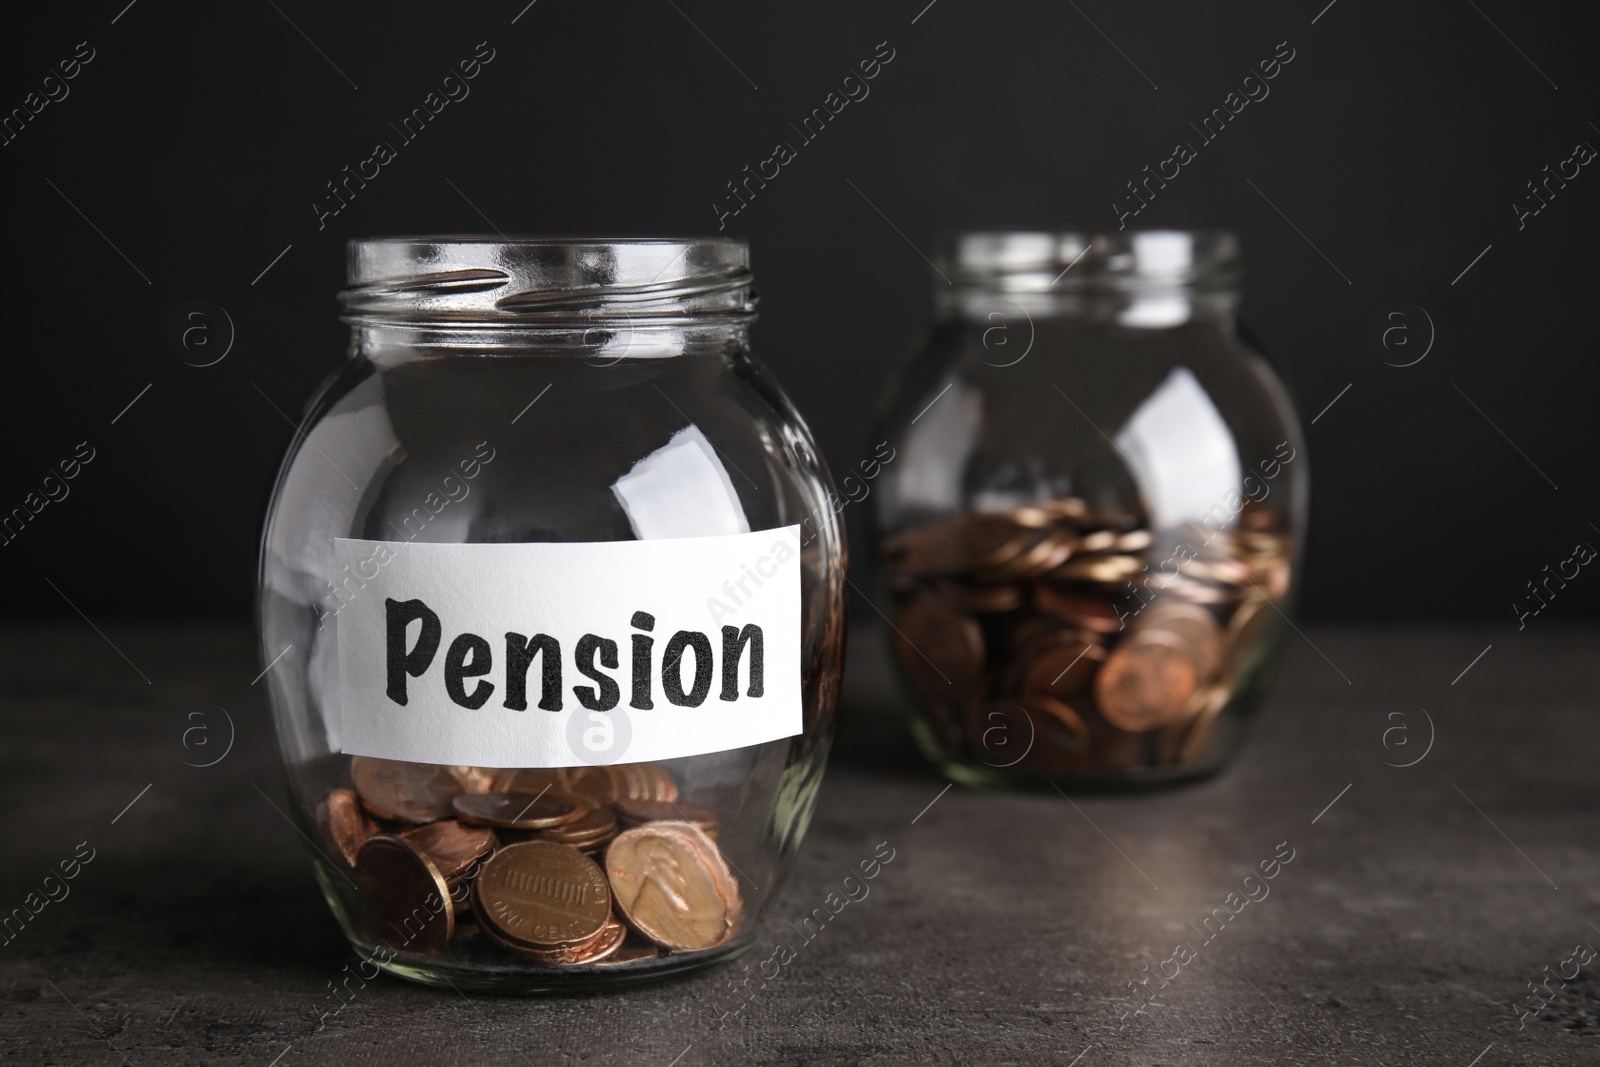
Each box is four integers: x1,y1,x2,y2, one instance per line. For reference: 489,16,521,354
317,787,376,867
453,791,581,830
1094,629,1198,732
351,757,462,824
492,768,567,796
613,798,717,835
893,593,985,697
1015,632,1105,697
1016,694,1092,769
400,819,497,881
448,766,497,795
1051,553,1145,585
1035,586,1126,634
474,841,612,948
607,822,740,952
1135,601,1224,682
540,804,618,844
355,834,454,956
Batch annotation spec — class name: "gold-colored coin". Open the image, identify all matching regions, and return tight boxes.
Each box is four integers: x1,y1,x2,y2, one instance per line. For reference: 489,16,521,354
607,822,740,952
474,841,612,948
400,819,497,881
317,787,376,867
453,791,582,830
351,756,462,824
1094,629,1198,732
355,834,454,955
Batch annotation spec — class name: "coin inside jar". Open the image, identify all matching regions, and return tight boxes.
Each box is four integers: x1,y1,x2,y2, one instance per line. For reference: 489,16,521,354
400,819,497,881
894,592,986,697
1094,629,1199,732
352,757,463,824
606,822,740,952
452,791,582,831
317,787,376,867
474,841,612,948
613,798,717,835
355,834,454,955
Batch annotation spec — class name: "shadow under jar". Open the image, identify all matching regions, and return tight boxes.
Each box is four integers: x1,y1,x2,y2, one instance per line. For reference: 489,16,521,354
258,237,846,991
872,231,1306,789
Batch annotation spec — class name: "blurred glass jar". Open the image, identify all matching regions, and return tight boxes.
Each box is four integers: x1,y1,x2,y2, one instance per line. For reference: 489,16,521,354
258,237,846,991
872,231,1305,788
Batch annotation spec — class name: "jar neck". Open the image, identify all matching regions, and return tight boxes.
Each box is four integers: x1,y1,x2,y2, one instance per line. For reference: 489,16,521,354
351,321,751,366
938,286,1239,329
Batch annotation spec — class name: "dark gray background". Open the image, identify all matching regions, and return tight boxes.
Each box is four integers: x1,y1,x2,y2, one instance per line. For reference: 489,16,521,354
2,0,1595,622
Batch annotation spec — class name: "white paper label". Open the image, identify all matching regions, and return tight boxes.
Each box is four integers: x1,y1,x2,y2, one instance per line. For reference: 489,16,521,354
333,528,801,768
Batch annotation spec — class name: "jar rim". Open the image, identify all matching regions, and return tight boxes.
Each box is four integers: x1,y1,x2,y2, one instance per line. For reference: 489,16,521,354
341,236,756,326
936,229,1242,293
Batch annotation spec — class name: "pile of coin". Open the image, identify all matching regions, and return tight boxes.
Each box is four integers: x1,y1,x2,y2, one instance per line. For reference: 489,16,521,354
315,757,741,965
882,500,1291,776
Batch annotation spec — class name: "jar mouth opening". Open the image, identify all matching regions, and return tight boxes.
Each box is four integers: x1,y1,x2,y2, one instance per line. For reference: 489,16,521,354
937,230,1242,294
341,236,757,326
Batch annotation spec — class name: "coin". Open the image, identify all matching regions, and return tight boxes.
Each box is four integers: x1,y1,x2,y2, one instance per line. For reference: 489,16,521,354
448,766,497,795
540,804,618,844
400,819,497,881
453,791,582,830
474,841,612,948
493,768,566,796
894,593,986,697
934,579,1025,614
1094,629,1198,732
613,798,717,836
561,767,618,807
912,513,1035,575
1051,553,1145,585
1014,631,1105,697
1018,694,1091,766
355,834,454,956
1135,601,1224,682
351,757,463,824
1034,586,1126,633
565,913,628,965
317,787,376,867
608,762,681,804
979,528,1075,583
607,823,740,952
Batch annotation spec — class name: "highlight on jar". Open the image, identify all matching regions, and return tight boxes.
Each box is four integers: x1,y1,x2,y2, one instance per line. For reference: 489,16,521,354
258,237,847,991
872,230,1307,787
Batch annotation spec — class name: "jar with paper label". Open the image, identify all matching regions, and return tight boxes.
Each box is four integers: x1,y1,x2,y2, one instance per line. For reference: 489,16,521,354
257,237,846,991
872,231,1306,788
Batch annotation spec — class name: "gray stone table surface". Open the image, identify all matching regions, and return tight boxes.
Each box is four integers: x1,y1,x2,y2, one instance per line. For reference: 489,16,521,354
2,622,1598,1066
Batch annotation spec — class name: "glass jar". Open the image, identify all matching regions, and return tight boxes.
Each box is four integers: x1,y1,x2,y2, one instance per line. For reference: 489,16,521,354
871,231,1305,788
257,237,846,991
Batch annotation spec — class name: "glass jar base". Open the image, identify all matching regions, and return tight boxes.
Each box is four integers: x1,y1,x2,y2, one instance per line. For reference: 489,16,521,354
350,928,755,995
